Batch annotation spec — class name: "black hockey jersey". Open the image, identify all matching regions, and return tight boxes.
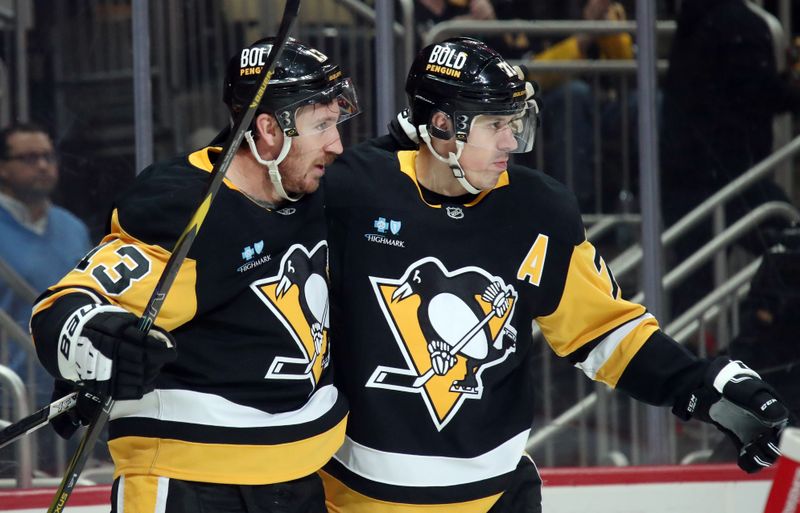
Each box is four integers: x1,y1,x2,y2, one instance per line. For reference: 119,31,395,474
31,147,347,485
320,141,705,511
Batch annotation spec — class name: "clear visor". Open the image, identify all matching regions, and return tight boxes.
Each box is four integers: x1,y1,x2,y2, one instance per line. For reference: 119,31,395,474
278,77,360,140
458,100,538,154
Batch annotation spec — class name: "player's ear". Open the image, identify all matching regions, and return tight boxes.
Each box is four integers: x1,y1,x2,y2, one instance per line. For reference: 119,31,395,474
430,111,454,140
255,113,283,149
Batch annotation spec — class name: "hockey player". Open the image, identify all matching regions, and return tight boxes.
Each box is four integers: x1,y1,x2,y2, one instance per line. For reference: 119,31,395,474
320,37,790,512
29,38,359,513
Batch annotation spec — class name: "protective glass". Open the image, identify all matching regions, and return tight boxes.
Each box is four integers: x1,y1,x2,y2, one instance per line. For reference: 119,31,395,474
458,100,538,154
279,77,360,139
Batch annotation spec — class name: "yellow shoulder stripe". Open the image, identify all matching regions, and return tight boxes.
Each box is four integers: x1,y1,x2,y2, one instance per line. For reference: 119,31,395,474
396,150,508,207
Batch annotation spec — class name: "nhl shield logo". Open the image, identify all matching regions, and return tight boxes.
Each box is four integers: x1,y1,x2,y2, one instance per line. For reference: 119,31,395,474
389,220,402,235
446,206,464,219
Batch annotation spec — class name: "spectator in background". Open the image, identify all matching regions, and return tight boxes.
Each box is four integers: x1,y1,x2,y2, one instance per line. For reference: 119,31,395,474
660,0,800,315
414,0,638,212
414,0,497,44
0,123,90,392
414,0,521,64
727,226,800,422
526,0,637,213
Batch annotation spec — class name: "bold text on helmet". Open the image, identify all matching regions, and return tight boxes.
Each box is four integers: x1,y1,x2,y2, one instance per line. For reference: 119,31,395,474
425,64,462,78
241,66,263,76
428,45,468,70
240,47,272,68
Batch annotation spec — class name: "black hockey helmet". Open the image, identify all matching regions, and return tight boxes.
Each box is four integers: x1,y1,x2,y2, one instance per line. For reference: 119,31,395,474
405,37,538,153
223,37,359,137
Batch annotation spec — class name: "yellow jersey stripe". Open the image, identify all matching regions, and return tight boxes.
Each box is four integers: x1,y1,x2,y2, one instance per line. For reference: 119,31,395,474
396,151,509,208
320,470,502,513
109,416,347,485
537,240,649,356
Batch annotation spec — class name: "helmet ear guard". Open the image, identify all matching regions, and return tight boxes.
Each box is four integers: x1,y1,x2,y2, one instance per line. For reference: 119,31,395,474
429,125,453,140
430,125,446,141
428,110,454,140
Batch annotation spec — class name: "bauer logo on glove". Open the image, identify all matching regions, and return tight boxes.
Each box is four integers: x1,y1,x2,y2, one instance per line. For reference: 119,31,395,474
57,303,177,401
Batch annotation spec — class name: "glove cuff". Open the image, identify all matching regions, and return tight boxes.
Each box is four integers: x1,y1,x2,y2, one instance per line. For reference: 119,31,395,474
57,303,128,382
711,359,761,394
671,357,736,421
147,326,175,349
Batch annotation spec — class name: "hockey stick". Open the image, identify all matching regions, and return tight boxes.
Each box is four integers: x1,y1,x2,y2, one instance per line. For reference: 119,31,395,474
46,3,301,512
370,291,511,390
0,392,78,449
762,427,800,513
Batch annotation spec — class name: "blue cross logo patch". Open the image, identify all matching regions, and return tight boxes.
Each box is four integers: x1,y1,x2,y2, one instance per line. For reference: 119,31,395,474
374,217,389,234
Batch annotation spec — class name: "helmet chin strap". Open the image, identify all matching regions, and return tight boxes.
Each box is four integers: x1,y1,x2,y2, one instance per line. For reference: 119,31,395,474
244,130,302,203
418,125,482,195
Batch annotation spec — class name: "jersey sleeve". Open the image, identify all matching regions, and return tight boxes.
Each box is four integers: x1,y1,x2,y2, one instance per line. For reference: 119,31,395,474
535,239,658,387
616,330,707,406
535,236,709,405
30,161,204,380
33,207,198,323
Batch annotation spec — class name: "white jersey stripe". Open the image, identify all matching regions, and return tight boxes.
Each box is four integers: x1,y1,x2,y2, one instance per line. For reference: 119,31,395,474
116,475,125,513
110,385,339,428
575,313,655,380
332,430,530,487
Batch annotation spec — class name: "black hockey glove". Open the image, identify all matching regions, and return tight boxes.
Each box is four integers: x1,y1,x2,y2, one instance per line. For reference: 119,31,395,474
673,358,789,473
57,304,177,401
49,379,104,440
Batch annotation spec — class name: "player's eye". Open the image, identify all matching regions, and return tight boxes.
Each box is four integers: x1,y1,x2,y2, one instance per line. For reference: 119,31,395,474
315,120,333,132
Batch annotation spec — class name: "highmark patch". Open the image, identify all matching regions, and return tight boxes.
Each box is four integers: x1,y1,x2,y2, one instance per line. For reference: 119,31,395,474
365,233,406,248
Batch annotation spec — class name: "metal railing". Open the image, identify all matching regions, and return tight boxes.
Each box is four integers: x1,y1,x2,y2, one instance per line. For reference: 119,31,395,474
0,364,32,488
422,19,677,47
610,134,800,282
525,134,800,463
0,58,10,127
335,0,414,69
0,257,37,305
527,203,799,461
526,257,761,455
0,309,34,355
0,257,68,485
420,19,678,216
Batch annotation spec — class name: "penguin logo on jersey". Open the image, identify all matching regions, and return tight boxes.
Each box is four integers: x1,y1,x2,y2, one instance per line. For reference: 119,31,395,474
366,257,518,430
250,241,330,387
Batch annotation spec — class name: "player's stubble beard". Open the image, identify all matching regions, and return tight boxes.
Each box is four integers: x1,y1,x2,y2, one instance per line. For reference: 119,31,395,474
280,149,338,195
